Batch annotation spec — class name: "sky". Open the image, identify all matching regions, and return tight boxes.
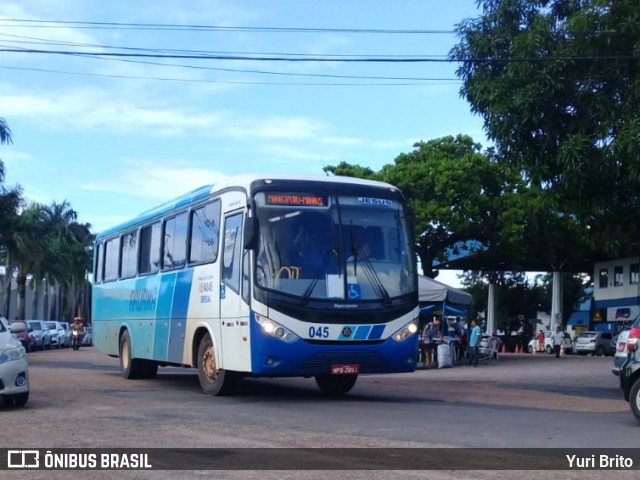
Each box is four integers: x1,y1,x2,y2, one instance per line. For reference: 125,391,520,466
0,0,488,287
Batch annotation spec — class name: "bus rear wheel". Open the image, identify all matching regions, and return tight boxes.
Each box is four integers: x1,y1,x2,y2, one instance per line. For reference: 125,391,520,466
119,330,158,380
197,333,237,396
315,374,358,395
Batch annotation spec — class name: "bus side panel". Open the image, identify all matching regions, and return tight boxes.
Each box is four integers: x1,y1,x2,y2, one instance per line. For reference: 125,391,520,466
166,269,193,363
183,264,221,366
153,273,176,361
94,279,152,357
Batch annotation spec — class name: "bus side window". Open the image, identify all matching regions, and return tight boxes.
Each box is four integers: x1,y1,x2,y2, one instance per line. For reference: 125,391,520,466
95,242,104,283
163,213,188,270
139,222,161,275
222,213,243,293
189,201,221,264
104,238,119,282
120,231,138,278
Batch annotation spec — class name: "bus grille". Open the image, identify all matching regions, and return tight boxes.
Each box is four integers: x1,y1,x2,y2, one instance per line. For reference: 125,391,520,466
298,350,389,374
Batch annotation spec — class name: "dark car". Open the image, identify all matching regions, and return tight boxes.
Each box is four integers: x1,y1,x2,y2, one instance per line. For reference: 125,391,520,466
10,320,35,352
619,316,640,423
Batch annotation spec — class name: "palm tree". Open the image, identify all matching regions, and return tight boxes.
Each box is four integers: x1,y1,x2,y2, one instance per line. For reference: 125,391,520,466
40,201,93,320
0,117,10,144
0,117,12,181
4,203,47,320
0,116,19,318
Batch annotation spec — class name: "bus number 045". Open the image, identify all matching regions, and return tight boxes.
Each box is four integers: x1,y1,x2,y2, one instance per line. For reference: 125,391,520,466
309,326,329,339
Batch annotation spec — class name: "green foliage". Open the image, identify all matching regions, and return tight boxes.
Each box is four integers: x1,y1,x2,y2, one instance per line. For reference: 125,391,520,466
325,135,536,277
452,0,640,259
1,116,94,318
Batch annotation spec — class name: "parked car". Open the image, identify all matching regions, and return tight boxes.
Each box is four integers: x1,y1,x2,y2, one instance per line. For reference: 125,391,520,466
45,321,66,348
26,320,52,351
81,325,93,346
9,320,35,352
59,321,72,348
527,330,573,354
0,317,30,407
574,331,614,356
612,329,631,376
619,316,640,422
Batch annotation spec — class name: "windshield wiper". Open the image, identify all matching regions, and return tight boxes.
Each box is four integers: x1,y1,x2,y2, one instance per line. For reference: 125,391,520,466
349,225,390,305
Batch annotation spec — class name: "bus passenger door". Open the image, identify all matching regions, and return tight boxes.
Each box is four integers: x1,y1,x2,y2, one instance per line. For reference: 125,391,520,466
219,211,250,372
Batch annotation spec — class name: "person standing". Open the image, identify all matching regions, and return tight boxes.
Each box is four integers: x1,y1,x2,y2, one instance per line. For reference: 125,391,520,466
468,319,482,367
551,326,564,358
537,329,546,353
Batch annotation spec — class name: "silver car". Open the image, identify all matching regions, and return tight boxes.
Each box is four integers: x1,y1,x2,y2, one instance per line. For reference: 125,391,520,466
574,331,615,356
26,320,52,350
59,322,72,348
612,329,630,376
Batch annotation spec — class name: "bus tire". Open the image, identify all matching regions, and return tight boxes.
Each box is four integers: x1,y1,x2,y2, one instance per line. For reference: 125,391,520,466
119,330,158,380
315,374,358,395
197,333,237,396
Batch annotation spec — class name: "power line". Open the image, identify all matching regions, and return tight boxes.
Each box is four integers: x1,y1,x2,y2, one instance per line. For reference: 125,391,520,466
0,47,454,62
0,33,450,59
0,18,456,34
0,64,459,86
1,47,637,63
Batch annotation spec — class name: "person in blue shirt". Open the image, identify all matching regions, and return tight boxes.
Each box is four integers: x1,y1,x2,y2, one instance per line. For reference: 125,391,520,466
468,319,482,367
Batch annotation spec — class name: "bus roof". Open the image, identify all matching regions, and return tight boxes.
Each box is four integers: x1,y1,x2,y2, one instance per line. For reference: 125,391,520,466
95,173,399,240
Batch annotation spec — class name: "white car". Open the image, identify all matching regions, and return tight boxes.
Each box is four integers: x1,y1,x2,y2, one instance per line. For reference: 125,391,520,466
45,321,66,348
0,317,30,407
528,331,573,354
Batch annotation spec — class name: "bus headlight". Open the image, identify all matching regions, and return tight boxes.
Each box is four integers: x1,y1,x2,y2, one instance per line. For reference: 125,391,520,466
391,321,418,342
255,314,298,343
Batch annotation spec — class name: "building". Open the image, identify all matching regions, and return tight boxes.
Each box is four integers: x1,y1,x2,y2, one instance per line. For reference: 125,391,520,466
591,257,640,332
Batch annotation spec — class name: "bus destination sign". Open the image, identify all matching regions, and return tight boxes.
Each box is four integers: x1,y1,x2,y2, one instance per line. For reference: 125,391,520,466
266,193,327,207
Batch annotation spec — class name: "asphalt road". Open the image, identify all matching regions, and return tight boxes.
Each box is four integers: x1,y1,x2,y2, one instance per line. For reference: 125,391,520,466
1,346,638,480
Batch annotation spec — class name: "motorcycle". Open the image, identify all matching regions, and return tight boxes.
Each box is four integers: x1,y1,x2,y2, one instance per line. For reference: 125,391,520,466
71,329,82,350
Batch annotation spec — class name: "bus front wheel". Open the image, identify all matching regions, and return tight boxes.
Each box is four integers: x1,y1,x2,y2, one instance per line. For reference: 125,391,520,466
197,333,237,396
119,330,158,380
315,374,358,395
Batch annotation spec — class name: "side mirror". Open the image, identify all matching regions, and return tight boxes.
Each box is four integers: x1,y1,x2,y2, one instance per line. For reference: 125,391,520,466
244,215,258,250
10,321,28,334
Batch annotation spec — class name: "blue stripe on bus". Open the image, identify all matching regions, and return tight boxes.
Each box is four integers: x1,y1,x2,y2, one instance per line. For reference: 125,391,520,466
167,270,193,363
354,325,371,340
368,324,385,340
153,273,176,360
338,325,357,340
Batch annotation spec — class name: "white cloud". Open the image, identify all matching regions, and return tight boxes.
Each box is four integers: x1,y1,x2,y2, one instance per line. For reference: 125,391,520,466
80,158,228,201
0,149,31,166
1,87,335,141
259,144,340,165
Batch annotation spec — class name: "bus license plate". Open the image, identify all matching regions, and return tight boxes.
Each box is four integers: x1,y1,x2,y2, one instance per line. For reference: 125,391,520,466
331,364,360,375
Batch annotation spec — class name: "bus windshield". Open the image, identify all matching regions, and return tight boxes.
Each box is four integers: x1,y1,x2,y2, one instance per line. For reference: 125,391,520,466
253,191,415,301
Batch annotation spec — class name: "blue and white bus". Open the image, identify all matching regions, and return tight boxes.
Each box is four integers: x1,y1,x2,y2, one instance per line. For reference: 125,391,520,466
92,173,419,395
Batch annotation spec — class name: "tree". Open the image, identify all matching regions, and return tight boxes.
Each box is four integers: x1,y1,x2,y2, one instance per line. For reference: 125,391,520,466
326,135,530,278
0,116,22,318
451,0,640,259
0,116,19,244
460,270,545,332
4,203,48,320
39,201,93,320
